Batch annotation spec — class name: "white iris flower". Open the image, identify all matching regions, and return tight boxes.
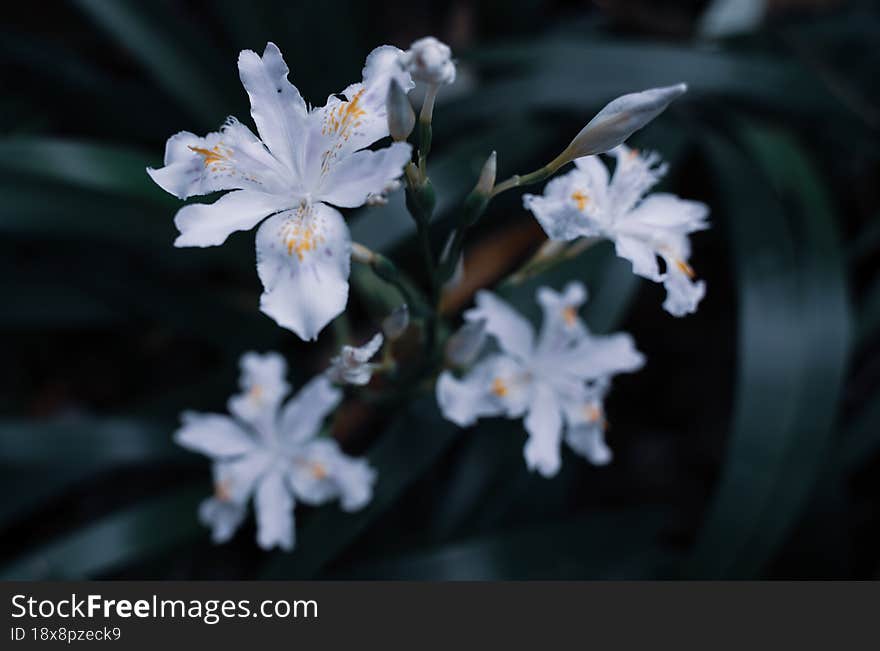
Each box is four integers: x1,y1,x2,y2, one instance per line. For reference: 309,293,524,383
148,43,414,340
523,145,710,316
176,352,376,551
436,282,644,477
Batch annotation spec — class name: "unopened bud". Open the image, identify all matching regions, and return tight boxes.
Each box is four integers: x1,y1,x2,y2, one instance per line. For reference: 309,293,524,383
460,151,496,227
401,36,456,86
351,242,376,265
382,304,410,341
551,84,687,170
387,79,416,142
475,151,496,197
445,319,487,367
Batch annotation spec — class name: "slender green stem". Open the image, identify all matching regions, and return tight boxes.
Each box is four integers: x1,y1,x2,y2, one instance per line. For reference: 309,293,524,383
438,224,469,287
490,164,556,198
501,237,601,287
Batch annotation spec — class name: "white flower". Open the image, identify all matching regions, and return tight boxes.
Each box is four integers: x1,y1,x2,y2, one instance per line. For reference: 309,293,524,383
175,351,376,550
326,333,384,386
436,283,644,477
400,37,456,86
147,43,414,341
523,145,710,316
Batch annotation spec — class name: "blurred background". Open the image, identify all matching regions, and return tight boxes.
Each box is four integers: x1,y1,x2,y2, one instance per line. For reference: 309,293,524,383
0,0,878,580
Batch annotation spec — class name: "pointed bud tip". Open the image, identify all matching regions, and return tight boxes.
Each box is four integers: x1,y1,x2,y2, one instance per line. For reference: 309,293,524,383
665,82,688,97
475,151,497,196
387,79,416,142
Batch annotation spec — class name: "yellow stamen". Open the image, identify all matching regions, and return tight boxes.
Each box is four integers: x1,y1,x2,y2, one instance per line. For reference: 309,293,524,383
214,481,232,502
584,404,602,423
491,377,509,397
281,209,324,262
248,384,263,401
562,306,578,326
675,259,696,279
571,190,590,212
310,463,328,480
189,144,231,167
322,88,366,139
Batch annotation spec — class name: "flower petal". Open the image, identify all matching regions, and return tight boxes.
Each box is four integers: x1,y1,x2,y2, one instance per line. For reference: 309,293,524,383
523,382,563,477
523,161,609,241
534,281,589,353
465,291,535,362
334,455,376,512
362,44,414,99
237,42,308,178
228,351,290,435
174,412,256,459
214,450,273,504
563,332,645,379
522,188,587,241
255,202,351,340
662,267,706,317
565,422,612,465
316,142,411,208
436,367,501,427
198,496,247,544
255,468,295,551
278,374,342,445
614,235,662,281
147,118,292,200
287,438,376,511
622,193,709,233
607,145,667,215
173,190,288,248
327,333,384,386
436,355,530,427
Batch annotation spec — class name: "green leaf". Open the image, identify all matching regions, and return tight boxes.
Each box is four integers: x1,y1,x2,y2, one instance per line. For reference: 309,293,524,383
856,276,880,348
0,139,167,203
839,393,880,472
0,419,182,466
0,467,100,530
460,39,850,122
0,487,203,579
72,0,229,126
686,125,850,578
331,509,672,580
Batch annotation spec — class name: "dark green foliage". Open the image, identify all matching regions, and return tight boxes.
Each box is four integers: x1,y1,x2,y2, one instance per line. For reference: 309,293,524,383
1,0,878,579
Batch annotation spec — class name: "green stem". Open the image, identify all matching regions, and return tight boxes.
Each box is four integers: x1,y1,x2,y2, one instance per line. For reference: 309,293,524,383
417,84,438,177
490,164,555,198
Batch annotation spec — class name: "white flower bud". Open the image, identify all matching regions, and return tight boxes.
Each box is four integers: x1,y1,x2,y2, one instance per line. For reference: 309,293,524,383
327,334,384,386
351,242,376,264
401,36,456,86
387,78,415,142
445,319,487,367
552,84,687,170
475,151,496,197
382,304,410,340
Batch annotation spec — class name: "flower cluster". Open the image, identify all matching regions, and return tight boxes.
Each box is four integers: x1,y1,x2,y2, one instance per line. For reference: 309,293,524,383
152,35,709,551
438,283,643,476
523,145,709,316
176,352,375,550
149,43,413,341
